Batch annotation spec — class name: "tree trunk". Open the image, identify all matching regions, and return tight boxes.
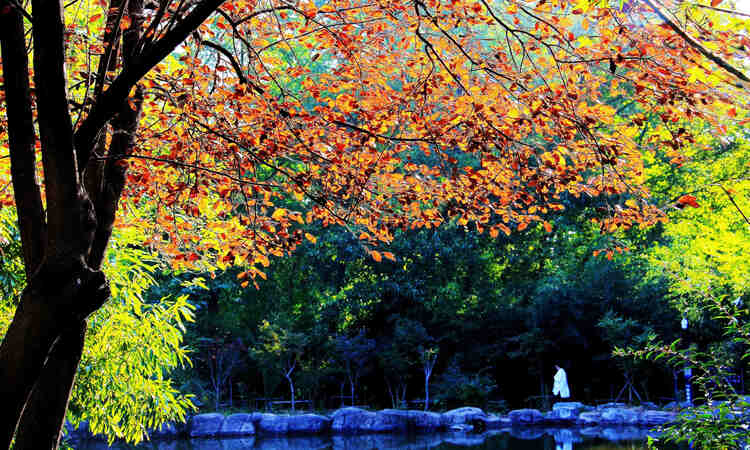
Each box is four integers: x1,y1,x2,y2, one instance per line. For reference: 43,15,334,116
424,372,431,411
0,269,108,449
14,322,87,450
286,375,295,412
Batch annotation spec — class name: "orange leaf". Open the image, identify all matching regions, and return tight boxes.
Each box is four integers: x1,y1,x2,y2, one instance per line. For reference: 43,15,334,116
383,251,396,261
371,250,382,262
543,221,552,233
517,222,528,231
120,15,132,30
711,0,723,6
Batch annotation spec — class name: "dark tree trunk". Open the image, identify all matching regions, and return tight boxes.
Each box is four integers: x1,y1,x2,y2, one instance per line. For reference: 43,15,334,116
14,322,87,450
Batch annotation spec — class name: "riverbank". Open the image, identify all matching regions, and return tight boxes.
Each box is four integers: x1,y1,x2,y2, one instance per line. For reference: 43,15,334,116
67,402,684,445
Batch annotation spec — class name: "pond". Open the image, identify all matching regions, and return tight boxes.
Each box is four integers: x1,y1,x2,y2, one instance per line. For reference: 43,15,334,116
73,427,677,450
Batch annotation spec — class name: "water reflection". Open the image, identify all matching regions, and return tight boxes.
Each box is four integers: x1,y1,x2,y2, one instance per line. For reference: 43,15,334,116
76,427,666,450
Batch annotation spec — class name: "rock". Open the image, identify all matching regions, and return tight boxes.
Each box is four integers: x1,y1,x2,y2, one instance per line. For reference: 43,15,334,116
508,408,544,425
552,402,585,416
217,414,255,437
150,421,179,439
330,407,407,433
441,407,487,426
577,411,602,425
448,423,474,432
597,402,626,410
258,414,290,435
287,414,332,434
479,414,507,429
188,413,224,438
378,409,443,431
640,410,676,426
600,407,640,425
409,410,443,430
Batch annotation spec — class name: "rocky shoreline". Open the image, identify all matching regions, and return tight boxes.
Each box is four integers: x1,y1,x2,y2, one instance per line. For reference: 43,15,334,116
68,402,683,444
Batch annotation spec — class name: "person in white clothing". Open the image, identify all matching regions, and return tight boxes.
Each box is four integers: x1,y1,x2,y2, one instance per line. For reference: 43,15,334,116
552,365,570,399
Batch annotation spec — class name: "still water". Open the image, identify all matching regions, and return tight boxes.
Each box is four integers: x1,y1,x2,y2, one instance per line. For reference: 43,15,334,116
74,428,674,450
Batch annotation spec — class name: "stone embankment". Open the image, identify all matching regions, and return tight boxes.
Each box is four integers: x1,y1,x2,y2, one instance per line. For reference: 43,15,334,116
66,402,679,442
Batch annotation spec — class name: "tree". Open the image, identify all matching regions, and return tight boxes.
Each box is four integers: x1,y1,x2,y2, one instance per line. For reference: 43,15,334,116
198,336,244,410
333,331,375,407
421,346,439,411
251,321,309,412
1,0,748,446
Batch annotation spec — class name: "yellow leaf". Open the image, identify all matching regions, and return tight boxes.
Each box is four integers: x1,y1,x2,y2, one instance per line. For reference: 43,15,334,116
271,209,286,220
305,233,317,243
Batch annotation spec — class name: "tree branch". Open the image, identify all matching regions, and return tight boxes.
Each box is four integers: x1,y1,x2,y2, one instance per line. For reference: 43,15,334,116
642,0,750,84
32,0,94,259
0,4,47,277
74,0,226,172
201,39,264,94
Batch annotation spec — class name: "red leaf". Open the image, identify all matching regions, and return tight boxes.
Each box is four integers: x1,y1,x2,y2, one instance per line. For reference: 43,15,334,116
677,195,700,208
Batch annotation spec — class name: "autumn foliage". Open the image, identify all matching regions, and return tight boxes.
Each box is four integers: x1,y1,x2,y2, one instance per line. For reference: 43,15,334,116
1,0,748,283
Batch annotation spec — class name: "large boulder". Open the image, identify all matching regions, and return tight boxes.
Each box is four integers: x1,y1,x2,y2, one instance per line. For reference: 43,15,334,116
188,413,224,438
258,414,291,435
508,408,544,425
378,409,442,431
600,407,640,425
217,413,256,436
441,407,487,426
287,414,332,434
597,402,626,410
552,402,585,417
577,411,602,425
410,411,443,430
639,410,676,426
479,414,508,429
330,407,408,433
